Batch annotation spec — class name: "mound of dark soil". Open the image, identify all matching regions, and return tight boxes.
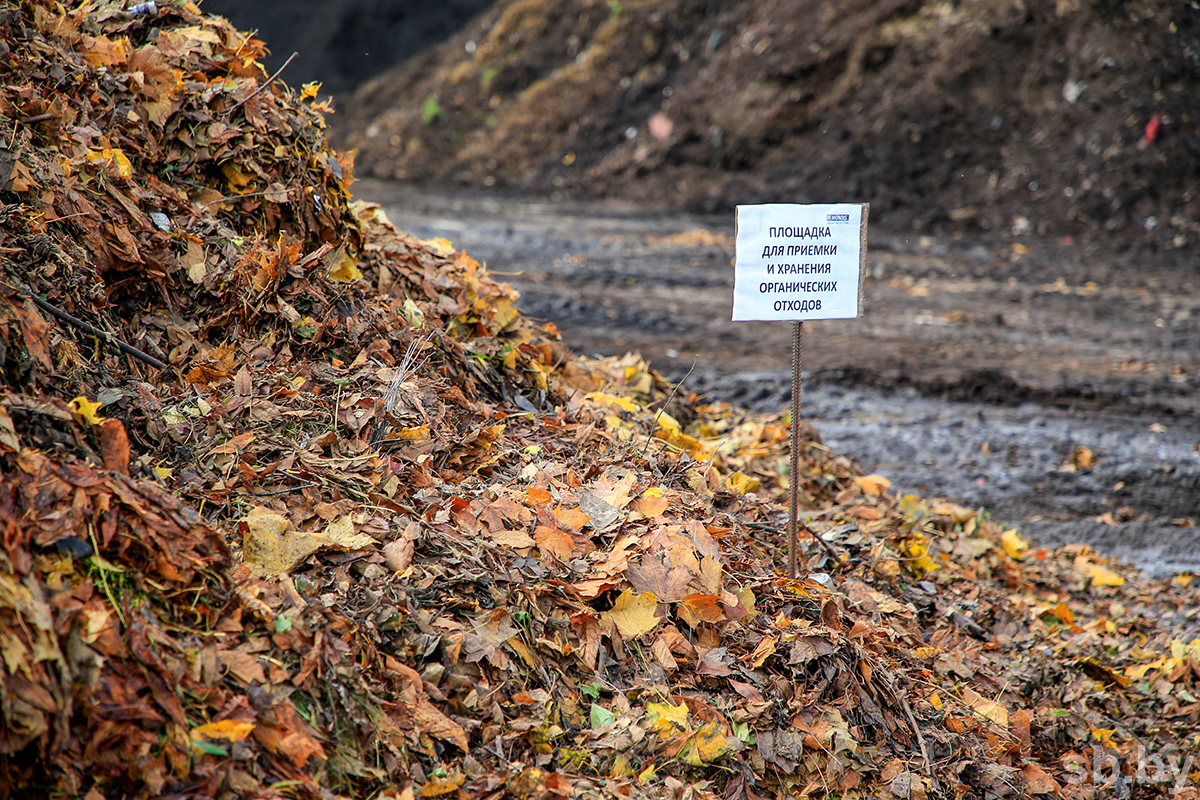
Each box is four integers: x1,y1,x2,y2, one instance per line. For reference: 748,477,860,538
200,0,495,95
337,0,1199,251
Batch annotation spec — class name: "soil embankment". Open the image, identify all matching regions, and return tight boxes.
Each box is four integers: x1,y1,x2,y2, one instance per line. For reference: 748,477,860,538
339,0,1200,253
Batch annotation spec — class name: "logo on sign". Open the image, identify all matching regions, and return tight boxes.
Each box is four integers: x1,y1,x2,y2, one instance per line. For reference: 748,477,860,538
826,213,851,222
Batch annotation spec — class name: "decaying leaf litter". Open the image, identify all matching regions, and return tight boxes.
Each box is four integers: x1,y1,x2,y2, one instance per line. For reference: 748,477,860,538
1,3,1198,799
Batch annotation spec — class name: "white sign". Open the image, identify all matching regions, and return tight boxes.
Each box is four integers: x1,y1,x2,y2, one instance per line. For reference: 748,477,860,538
732,203,868,321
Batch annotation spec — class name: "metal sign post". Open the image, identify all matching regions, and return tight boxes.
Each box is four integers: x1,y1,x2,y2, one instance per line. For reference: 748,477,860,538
732,203,868,578
789,320,804,578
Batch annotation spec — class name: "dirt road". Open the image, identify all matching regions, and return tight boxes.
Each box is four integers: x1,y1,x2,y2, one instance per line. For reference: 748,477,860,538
360,180,1200,575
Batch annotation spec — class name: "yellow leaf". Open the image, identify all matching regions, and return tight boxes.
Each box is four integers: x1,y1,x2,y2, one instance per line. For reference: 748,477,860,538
735,586,757,620
854,474,891,496
645,701,689,735
1001,529,1030,560
328,251,363,282
637,763,657,784
488,296,520,332
624,366,653,395
419,770,465,797
69,396,105,425
300,81,322,100
84,148,133,180
725,471,761,494
898,535,938,575
676,720,732,766
929,692,943,712
653,411,682,437
241,506,326,577
585,391,641,413
220,161,256,192
1087,565,1125,587
401,297,425,327
932,502,975,524
152,466,173,480
389,425,430,442
422,237,456,257
192,719,256,743
603,589,660,639
323,515,375,550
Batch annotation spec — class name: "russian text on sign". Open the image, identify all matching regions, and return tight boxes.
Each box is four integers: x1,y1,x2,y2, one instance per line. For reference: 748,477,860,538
733,203,868,321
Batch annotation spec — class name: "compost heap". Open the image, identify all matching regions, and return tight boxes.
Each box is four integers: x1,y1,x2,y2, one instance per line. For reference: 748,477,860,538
339,0,1199,252
1,3,1199,799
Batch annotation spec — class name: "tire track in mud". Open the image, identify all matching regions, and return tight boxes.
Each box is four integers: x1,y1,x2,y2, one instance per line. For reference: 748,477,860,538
362,180,1200,575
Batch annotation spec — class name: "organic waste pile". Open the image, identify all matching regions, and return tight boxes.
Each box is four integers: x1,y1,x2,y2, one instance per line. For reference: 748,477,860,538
2,2,1200,799
339,0,1199,251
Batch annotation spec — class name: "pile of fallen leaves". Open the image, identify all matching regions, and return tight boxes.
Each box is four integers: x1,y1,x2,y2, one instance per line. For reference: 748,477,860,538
2,2,1199,800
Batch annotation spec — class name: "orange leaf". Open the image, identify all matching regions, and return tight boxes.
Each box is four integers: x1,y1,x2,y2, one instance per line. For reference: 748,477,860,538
100,419,130,475
677,594,726,628
81,34,131,66
534,524,577,560
553,505,592,531
192,719,256,743
1021,763,1060,795
206,431,256,456
847,504,885,521
414,697,469,751
853,474,891,496
526,487,552,505
636,491,669,518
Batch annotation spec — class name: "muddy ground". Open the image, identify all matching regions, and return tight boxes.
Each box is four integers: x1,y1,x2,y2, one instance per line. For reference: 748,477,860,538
359,179,1200,576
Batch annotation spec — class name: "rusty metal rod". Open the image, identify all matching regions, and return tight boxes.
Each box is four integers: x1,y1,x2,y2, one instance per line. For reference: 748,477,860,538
789,320,806,578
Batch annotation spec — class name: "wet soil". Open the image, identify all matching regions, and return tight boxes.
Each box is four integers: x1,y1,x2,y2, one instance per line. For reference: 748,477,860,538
340,0,1200,254
360,179,1200,575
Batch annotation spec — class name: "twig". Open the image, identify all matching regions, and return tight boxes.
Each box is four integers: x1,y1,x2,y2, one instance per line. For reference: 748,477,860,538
227,52,297,114
243,480,316,497
800,520,842,563
19,113,53,125
742,519,842,564
198,188,289,209
639,358,696,460
25,293,169,370
897,687,932,776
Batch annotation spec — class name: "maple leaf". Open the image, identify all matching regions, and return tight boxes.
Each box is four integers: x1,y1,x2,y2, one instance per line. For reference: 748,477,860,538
645,701,689,735
603,589,660,639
